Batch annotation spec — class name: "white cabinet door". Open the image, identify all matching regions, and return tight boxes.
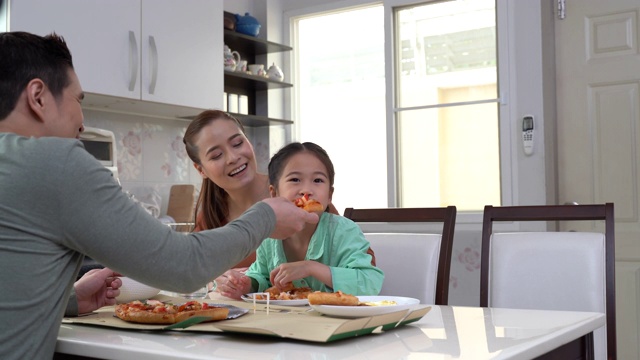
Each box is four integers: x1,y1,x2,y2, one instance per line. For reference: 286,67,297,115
9,0,141,100
9,0,223,112
141,0,223,110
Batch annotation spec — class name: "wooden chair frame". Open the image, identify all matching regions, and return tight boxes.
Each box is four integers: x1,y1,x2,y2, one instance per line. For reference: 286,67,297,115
480,203,616,360
343,206,457,305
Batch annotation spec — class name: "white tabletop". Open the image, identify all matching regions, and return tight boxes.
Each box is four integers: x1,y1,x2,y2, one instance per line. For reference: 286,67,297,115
56,304,604,360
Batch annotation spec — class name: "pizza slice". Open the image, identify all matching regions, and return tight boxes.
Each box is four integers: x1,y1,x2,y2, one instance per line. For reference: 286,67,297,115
255,284,313,300
293,194,324,212
307,291,360,306
115,299,229,325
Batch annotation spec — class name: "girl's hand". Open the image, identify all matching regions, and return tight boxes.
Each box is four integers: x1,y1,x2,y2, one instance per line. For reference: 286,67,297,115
269,261,312,289
216,269,252,300
271,261,333,289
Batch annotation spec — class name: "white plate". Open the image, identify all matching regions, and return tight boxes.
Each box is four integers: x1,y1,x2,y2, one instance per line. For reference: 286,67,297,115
310,296,420,318
241,293,309,306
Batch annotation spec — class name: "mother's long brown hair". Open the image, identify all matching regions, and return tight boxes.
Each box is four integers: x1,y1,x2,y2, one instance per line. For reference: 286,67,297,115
183,110,246,229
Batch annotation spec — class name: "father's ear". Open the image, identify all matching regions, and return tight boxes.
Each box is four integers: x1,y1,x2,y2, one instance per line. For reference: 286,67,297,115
25,78,48,122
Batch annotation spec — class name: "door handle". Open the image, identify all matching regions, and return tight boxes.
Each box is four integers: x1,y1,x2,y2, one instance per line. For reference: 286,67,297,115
148,35,158,95
128,31,139,92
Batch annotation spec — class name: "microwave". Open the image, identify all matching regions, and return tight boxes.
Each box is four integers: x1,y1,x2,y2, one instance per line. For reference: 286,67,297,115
79,127,119,181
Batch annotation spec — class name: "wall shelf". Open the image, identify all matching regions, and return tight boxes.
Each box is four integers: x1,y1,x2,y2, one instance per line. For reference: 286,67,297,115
224,29,292,55
228,112,293,127
224,71,293,91
223,16,292,127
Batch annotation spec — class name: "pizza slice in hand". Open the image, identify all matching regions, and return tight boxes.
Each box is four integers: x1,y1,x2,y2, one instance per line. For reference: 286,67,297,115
293,194,324,212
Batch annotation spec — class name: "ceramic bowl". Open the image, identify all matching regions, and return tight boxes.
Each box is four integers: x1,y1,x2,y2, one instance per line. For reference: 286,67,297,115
116,277,160,303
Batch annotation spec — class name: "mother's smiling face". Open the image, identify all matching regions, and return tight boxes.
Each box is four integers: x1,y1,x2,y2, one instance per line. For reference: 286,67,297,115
192,117,258,192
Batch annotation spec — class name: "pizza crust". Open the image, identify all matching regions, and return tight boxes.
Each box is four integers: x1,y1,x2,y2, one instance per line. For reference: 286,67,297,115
115,300,229,324
307,291,360,306
116,307,176,324
173,307,229,323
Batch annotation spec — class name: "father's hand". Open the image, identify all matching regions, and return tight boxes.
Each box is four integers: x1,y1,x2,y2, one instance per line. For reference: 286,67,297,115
262,197,319,239
74,267,122,314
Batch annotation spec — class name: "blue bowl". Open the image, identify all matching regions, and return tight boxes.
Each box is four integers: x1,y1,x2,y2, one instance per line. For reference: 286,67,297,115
236,24,260,37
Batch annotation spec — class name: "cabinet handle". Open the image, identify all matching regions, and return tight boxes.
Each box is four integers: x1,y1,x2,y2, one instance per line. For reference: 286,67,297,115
149,35,158,95
128,31,139,92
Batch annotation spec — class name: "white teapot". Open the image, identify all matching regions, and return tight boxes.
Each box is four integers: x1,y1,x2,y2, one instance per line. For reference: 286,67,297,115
224,45,241,71
267,63,284,81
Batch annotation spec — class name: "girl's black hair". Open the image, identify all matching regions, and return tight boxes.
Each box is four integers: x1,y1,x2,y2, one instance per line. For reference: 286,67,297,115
268,142,335,188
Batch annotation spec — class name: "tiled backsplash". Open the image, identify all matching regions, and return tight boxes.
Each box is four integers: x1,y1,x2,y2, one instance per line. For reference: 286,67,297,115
83,109,276,217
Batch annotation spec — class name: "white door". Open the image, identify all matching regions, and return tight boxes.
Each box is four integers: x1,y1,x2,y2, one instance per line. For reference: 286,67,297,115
555,0,640,358
10,0,141,100
140,0,222,109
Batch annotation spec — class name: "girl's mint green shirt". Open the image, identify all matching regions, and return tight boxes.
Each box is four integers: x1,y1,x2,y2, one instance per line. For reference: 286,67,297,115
245,212,384,295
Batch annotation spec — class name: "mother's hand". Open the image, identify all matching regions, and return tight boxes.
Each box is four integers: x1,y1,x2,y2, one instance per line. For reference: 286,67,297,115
216,269,251,300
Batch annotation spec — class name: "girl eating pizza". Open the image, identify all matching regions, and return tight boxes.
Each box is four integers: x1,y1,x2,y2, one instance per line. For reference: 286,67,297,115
216,142,384,299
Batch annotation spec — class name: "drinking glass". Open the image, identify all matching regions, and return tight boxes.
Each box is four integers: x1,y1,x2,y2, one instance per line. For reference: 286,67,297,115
178,281,217,300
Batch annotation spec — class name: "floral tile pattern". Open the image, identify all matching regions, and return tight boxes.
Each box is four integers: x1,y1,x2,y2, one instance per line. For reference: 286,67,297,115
83,110,200,215
447,232,482,306
118,125,145,181
456,246,481,272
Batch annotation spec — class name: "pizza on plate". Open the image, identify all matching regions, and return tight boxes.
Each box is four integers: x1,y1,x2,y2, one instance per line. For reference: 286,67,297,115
254,284,313,301
293,194,324,212
307,291,360,306
115,299,229,324
307,291,398,306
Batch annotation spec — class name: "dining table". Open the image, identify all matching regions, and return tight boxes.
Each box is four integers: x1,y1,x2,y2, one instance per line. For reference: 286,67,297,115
55,294,605,360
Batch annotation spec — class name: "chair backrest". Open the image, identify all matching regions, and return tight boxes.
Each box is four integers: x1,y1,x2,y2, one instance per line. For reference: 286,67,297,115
480,203,615,360
166,184,196,232
343,206,456,305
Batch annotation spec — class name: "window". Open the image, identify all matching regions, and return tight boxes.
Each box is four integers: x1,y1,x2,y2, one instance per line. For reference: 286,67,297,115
395,0,500,211
294,6,386,214
292,0,500,214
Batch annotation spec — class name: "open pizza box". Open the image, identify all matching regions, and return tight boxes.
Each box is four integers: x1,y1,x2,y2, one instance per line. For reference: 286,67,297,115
63,294,431,343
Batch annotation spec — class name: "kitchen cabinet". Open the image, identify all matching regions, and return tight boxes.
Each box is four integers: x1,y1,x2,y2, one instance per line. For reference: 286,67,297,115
9,0,222,117
223,28,293,127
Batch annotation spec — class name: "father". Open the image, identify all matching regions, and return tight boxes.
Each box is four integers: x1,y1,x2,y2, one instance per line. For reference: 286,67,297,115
0,31,318,360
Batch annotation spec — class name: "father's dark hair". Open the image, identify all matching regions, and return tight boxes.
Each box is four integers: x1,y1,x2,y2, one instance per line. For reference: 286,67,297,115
0,31,74,120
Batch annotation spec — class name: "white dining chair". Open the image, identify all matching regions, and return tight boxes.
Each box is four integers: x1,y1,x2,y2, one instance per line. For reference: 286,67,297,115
362,233,442,304
480,203,616,360
344,206,456,305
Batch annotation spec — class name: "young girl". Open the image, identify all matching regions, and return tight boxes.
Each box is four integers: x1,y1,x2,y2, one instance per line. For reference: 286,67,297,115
217,142,384,299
